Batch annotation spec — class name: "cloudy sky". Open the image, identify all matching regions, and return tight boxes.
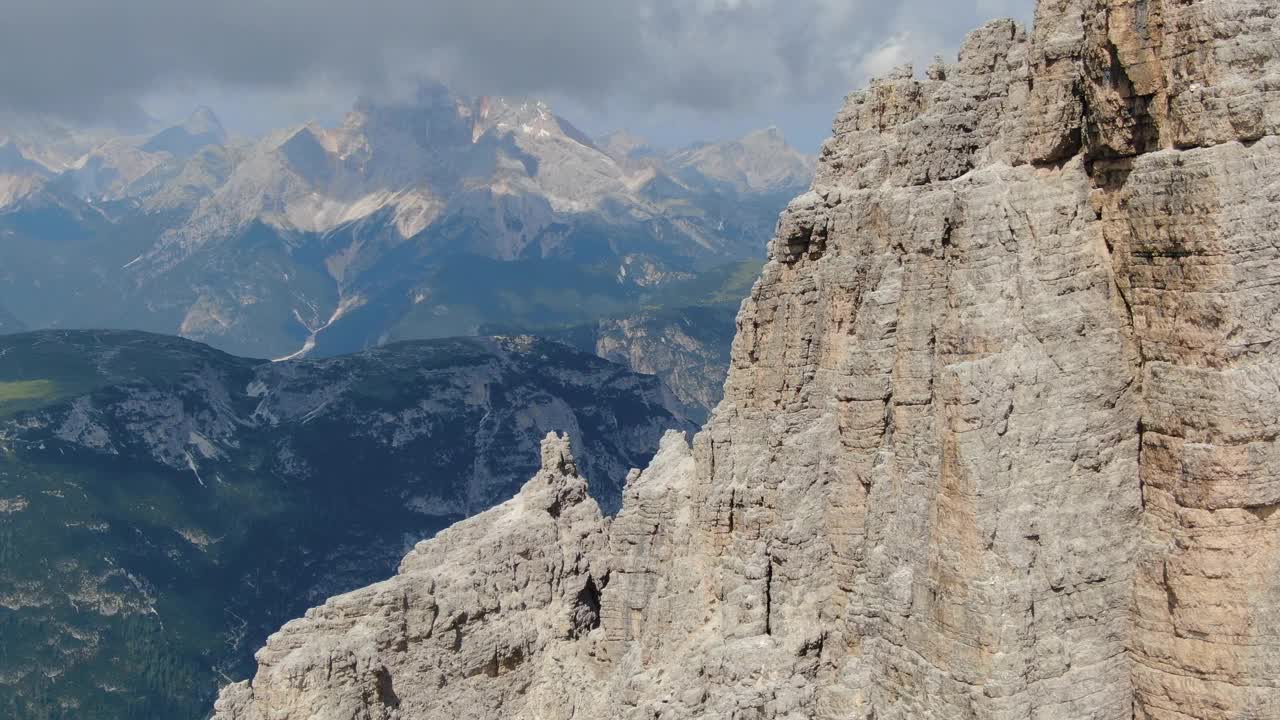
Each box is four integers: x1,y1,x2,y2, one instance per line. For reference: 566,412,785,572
1,0,1034,150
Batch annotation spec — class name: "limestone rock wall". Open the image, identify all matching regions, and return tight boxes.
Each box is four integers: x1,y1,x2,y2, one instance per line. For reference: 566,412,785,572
213,1,1280,718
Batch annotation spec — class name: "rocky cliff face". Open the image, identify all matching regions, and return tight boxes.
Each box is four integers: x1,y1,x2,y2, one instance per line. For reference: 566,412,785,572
213,1,1280,719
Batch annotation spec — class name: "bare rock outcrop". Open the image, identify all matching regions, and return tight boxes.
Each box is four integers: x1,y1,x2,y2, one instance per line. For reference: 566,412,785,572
213,432,608,720
214,1,1280,719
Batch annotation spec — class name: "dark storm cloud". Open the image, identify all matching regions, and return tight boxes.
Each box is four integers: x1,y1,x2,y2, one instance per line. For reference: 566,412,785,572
0,0,1034,126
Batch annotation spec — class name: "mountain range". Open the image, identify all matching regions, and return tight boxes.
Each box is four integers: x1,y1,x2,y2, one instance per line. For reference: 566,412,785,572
0,88,810,366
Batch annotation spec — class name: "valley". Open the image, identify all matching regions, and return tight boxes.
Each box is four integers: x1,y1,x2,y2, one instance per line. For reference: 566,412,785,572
0,330,691,719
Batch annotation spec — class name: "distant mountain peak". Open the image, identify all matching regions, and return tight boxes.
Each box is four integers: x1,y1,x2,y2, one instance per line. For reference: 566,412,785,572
665,127,815,194
141,106,228,158
475,96,569,138
597,130,657,162
278,122,328,147
277,123,335,181
182,106,225,138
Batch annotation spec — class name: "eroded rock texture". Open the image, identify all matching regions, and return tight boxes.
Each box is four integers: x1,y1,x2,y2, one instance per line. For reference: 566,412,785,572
213,1,1280,718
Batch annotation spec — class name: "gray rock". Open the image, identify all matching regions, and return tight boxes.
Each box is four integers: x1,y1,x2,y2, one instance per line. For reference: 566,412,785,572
214,2,1280,719
213,432,609,720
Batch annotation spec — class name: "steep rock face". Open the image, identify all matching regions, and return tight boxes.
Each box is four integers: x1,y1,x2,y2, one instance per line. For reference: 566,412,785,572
214,2,1280,719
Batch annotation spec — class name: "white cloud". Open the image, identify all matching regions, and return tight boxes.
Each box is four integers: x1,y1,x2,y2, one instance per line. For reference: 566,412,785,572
860,35,917,79
0,0,1035,147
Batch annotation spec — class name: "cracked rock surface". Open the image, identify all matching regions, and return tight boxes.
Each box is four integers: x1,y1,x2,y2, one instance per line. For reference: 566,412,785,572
214,1,1280,718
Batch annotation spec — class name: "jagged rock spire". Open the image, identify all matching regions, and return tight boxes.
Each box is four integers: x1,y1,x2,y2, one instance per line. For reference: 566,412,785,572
539,431,578,477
